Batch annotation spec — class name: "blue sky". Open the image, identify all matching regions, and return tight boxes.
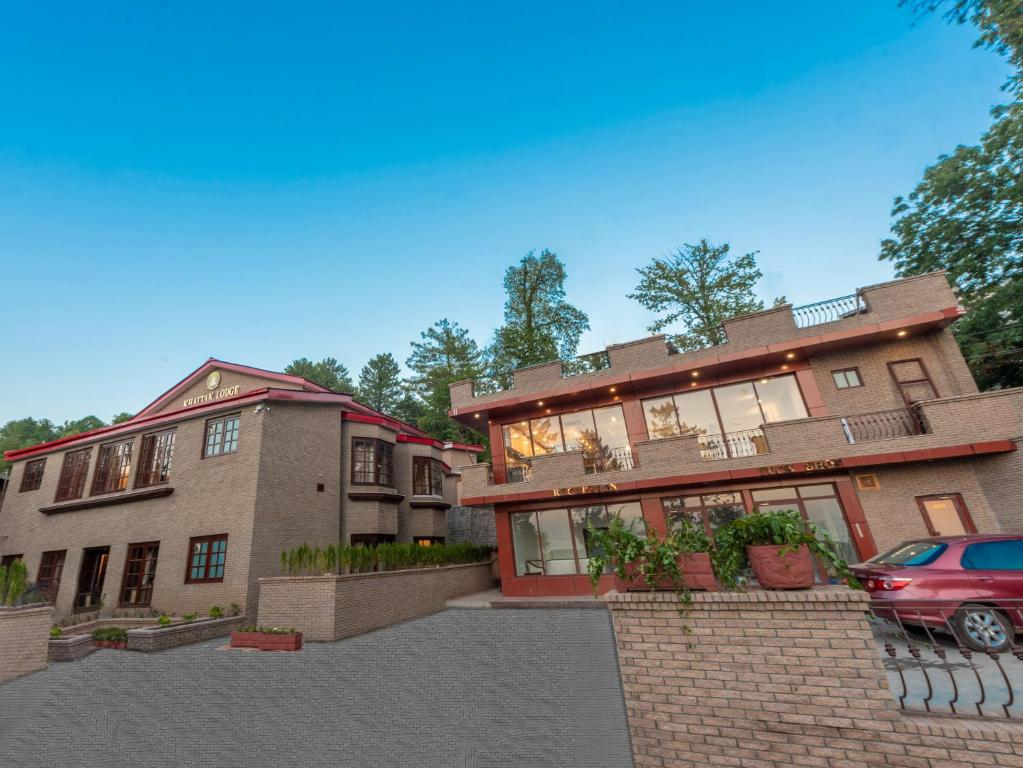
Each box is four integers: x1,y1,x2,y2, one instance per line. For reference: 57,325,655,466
0,2,1010,424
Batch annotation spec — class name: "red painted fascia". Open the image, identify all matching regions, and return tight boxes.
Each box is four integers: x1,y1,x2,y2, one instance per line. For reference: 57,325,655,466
459,439,1016,507
397,434,443,448
342,412,402,432
444,442,485,453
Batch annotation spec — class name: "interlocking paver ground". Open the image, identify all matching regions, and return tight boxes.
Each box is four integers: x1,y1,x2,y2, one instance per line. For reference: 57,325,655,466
0,608,633,768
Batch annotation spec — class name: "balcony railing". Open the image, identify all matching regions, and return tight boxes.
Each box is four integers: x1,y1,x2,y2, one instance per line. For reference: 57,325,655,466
841,408,928,444
698,429,769,461
561,350,612,378
792,293,866,328
583,447,635,475
870,598,1023,718
505,463,533,484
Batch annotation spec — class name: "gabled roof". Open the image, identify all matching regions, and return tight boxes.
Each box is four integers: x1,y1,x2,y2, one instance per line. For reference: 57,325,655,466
131,358,335,421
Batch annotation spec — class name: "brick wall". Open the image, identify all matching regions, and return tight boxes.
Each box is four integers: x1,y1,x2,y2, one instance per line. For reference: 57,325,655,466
446,505,497,546
126,615,245,652
257,559,497,641
0,604,52,682
47,634,95,662
972,440,1023,533
605,588,1023,768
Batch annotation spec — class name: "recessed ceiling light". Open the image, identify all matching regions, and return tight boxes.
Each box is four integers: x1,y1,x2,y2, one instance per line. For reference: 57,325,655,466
474,413,480,419
690,382,698,387
785,352,795,359
545,409,551,414
781,364,789,370
897,330,907,337
537,401,544,406
760,379,768,384
609,386,616,393
691,371,699,378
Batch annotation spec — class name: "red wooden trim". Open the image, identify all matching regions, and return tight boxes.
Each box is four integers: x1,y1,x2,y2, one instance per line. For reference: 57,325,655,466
397,434,443,448
444,442,485,453
342,412,402,432
794,367,828,417
834,477,877,560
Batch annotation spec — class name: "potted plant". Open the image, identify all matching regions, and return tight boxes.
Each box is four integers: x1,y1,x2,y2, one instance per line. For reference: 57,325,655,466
91,627,128,649
230,626,303,651
713,508,855,590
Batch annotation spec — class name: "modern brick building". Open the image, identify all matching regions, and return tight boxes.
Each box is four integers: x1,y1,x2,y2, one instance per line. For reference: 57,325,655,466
0,360,481,619
449,272,1023,597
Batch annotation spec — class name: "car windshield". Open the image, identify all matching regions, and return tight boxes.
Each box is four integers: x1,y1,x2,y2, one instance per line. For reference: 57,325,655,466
871,541,947,566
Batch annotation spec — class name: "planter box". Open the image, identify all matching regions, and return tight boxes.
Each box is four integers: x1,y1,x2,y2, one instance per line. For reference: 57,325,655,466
230,631,303,651
92,639,127,649
126,615,245,653
747,544,814,589
614,553,718,592
48,634,96,662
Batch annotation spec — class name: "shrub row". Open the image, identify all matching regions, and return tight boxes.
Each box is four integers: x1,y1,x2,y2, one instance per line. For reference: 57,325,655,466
280,541,493,576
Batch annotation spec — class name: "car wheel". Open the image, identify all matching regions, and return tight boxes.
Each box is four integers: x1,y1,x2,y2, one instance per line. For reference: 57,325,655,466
953,604,1015,653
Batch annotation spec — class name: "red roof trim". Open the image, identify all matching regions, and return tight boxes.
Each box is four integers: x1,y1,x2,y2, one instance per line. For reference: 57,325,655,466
397,434,443,448
341,412,401,432
445,442,485,453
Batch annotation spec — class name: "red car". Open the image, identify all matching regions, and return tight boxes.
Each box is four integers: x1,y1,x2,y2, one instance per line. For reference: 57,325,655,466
851,534,1023,652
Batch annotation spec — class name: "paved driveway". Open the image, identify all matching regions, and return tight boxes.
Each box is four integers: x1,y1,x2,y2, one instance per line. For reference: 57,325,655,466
0,609,633,768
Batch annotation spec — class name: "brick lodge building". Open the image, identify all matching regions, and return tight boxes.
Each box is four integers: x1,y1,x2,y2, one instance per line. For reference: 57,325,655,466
449,272,1023,597
0,361,481,619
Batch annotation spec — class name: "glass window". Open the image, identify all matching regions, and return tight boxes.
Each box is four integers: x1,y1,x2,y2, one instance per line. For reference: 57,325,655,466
537,509,577,575
961,541,1023,571
187,534,228,583
511,512,543,576
803,498,859,567
673,389,720,437
643,396,681,438
503,422,533,462
204,414,240,457
529,416,564,455
751,487,799,503
664,493,744,537
918,496,969,536
19,458,46,492
36,550,66,604
55,448,92,502
592,406,628,451
832,368,862,389
714,382,763,433
91,440,134,495
120,542,159,606
413,456,444,496
754,375,808,423
798,484,835,498
136,430,176,487
351,439,394,486
872,541,947,566
561,410,597,452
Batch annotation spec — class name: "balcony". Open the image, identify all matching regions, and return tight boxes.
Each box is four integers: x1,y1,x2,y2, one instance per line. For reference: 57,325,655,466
459,389,1022,504
450,272,963,416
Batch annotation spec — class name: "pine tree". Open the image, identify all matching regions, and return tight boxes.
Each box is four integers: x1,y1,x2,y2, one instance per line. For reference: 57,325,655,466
356,353,404,415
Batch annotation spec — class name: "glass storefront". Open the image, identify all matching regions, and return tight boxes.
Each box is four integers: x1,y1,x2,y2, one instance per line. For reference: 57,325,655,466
510,502,644,576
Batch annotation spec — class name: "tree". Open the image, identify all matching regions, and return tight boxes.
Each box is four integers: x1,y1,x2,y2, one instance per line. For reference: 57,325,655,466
489,249,590,372
283,357,354,392
390,392,425,427
0,418,59,472
58,416,106,438
882,2,1023,389
356,353,404,415
111,412,134,424
407,319,486,442
628,240,767,351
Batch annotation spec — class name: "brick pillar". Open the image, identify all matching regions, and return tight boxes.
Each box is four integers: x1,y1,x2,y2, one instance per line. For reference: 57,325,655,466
603,588,1023,767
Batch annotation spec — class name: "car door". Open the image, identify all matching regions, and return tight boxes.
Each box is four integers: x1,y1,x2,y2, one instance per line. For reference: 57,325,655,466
961,540,1023,617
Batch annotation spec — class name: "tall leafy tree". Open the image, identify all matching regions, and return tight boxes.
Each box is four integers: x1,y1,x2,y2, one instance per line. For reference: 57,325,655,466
882,1,1023,389
58,416,106,438
0,418,59,473
284,356,354,392
628,240,766,351
407,319,486,442
489,249,590,372
356,353,404,415
111,412,134,424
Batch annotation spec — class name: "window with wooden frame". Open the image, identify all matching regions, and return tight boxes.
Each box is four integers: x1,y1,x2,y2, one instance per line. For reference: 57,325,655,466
91,439,134,495
203,414,240,458
54,448,92,502
185,534,228,583
351,438,394,486
120,542,159,606
831,367,863,389
19,458,46,492
136,429,176,487
412,456,444,496
889,358,938,406
36,550,67,603
915,494,976,537
1,554,24,568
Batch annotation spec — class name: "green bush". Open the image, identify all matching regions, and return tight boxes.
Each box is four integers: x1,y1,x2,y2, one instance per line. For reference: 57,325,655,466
91,627,127,641
280,541,493,576
157,614,172,627
182,612,197,623
208,606,223,619
49,627,63,639
4,559,28,606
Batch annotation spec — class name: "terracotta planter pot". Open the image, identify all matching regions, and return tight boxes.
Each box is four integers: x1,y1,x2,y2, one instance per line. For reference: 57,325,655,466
746,544,814,589
230,631,303,651
92,639,127,649
614,553,718,592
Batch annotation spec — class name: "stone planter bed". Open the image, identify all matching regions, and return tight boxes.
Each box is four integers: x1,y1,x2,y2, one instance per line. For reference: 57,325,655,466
126,615,246,653
48,634,97,662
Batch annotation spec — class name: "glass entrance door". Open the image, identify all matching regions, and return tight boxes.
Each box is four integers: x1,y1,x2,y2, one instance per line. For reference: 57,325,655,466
75,546,109,612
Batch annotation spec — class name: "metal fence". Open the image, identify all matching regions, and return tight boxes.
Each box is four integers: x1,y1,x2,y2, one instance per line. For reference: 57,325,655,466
792,293,867,328
841,408,928,443
869,598,1023,718
583,447,635,474
698,429,769,461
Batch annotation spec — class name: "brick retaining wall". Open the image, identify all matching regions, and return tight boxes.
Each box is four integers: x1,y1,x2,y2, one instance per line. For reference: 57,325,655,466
126,616,245,652
48,634,96,662
0,604,53,683
605,588,1023,767
257,559,497,641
